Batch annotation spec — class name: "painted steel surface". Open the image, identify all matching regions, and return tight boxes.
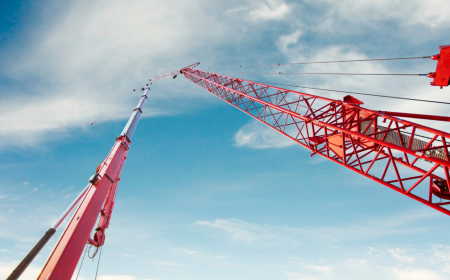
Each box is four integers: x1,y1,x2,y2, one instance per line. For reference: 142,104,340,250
183,67,450,216
121,83,152,140
36,84,151,280
429,45,450,88
37,139,129,280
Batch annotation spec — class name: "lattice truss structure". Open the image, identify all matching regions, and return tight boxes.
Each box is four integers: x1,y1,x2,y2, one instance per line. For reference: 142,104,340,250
183,67,450,216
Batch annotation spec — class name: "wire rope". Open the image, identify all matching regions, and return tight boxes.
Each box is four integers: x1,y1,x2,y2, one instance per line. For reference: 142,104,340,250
208,56,432,69
252,81,450,105
94,246,103,280
220,72,427,76
75,246,89,280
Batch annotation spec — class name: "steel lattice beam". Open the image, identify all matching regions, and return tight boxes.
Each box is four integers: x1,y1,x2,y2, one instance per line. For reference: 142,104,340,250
182,67,450,216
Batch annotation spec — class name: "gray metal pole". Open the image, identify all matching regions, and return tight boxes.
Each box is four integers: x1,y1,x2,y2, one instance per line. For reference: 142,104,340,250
6,184,91,280
6,229,56,280
120,83,152,141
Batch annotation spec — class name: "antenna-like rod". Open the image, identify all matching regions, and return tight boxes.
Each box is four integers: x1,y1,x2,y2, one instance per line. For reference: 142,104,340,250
121,83,152,141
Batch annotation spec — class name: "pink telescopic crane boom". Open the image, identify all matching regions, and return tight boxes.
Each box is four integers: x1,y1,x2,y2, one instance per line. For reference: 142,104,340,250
7,83,152,280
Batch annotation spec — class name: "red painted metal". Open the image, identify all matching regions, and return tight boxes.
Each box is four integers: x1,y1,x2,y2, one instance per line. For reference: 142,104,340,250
88,155,124,248
429,45,450,88
182,67,450,216
37,136,129,280
381,111,450,122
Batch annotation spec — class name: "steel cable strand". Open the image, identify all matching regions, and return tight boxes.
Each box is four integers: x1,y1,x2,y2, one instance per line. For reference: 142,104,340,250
252,81,450,105
208,56,433,69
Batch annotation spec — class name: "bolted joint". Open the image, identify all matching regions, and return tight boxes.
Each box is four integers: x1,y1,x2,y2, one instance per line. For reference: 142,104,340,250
88,173,100,184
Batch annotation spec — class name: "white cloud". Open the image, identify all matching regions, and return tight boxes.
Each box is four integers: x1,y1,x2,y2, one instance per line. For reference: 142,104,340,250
432,245,450,262
284,271,317,280
171,247,200,256
318,0,450,28
234,120,296,149
97,276,138,280
195,211,435,246
277,30,302,54
392,268,443,280
249,0,290,20
0,262,41,280
0,0,245,149
285,256,450,280
388,248,415,262
295,263,330,273
214,255,229,259
196,218,277,243
153,261,184,271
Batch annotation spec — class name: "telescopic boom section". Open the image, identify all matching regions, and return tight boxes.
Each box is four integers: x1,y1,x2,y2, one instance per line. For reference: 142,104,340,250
182,67,450,216
35,83,152,280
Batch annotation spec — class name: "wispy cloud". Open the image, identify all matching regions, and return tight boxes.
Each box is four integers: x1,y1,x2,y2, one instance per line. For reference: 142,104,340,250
195,210,437,246
0,0,252,149
277,30,302,54
249,0,291,20
234,120,296,149
319,0,450,28
97,276,138,280
153,261,184,272
392,267,443,280
291,262,331,273
284,271,318,280
171,247,200,256
387,248,416,262
0,262,41,279
214,255,229,259
433,245,450,262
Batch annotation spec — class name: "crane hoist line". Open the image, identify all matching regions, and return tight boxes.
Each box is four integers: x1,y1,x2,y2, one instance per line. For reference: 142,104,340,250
6,46,450,280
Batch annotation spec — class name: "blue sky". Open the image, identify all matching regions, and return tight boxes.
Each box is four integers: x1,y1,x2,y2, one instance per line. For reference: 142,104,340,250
1,0,450,280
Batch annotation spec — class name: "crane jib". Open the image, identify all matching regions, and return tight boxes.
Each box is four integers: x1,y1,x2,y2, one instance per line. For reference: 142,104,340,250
182,67,450,216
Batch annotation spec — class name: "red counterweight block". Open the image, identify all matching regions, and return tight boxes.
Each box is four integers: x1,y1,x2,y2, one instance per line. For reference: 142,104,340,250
429,45,450,88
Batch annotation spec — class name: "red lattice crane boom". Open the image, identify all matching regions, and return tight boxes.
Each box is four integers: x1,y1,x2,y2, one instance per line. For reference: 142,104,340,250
182,67,450,216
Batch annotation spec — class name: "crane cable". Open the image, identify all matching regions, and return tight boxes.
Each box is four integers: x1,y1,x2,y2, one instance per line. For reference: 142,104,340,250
252,81,450,105
94,246,103,280
75,245,89,280
221,72,427,76
208,56,433,69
